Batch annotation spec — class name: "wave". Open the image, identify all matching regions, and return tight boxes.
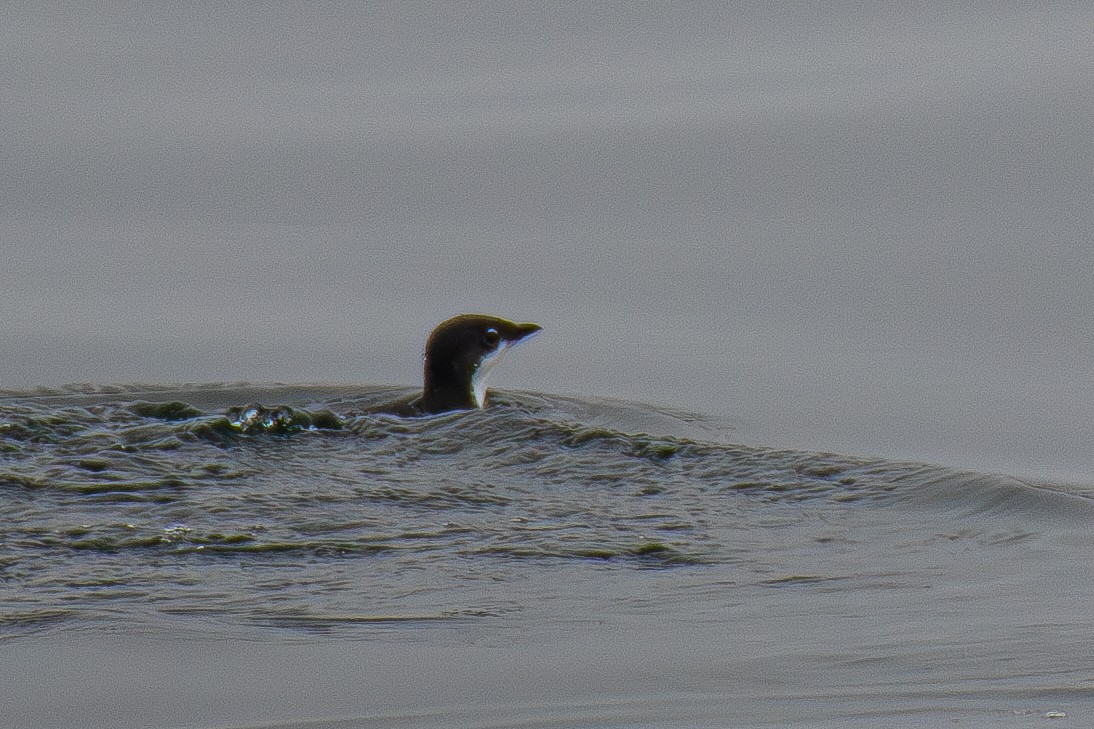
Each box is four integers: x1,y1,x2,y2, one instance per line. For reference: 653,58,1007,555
2,383,1091,523
3,383,1093,639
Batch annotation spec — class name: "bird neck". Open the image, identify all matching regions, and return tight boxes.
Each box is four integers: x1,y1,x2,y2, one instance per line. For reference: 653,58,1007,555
421,359,478,413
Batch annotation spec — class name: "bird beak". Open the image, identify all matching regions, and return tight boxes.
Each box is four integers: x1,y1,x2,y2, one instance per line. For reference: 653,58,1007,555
509,322,543,344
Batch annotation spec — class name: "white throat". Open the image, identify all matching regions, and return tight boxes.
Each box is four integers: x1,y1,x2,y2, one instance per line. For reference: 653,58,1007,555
469,344,510,408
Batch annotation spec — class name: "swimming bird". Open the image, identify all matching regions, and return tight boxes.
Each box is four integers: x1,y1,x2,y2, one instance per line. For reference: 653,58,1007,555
383,314,542,416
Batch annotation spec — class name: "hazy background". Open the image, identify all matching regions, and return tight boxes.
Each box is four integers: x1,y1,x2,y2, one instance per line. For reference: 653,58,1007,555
3,3,1093,479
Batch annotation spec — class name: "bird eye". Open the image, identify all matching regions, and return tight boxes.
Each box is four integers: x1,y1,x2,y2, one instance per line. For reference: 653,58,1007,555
483,328,500,348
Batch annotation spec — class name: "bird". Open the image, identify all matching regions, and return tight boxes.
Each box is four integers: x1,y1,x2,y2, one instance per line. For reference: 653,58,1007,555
380,314,542,416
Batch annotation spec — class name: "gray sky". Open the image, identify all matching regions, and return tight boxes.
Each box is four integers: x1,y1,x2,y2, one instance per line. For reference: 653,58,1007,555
3,3,1094,477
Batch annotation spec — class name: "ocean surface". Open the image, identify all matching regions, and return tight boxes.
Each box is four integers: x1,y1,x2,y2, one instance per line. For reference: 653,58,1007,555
5,384,1094,728
5,3,1094,728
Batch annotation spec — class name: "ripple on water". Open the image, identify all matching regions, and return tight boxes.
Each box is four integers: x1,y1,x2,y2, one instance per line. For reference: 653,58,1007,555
1,384,1092,638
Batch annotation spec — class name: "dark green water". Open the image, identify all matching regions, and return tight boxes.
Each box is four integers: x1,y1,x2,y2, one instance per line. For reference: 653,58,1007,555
4,385,1094,728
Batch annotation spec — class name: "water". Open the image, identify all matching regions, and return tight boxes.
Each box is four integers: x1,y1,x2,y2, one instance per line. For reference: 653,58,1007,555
5,4,1094,480
4,385,1094,727
5,4,1094,727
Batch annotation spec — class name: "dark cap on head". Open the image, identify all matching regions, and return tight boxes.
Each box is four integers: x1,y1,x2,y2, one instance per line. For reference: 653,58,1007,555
420,314,542,414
